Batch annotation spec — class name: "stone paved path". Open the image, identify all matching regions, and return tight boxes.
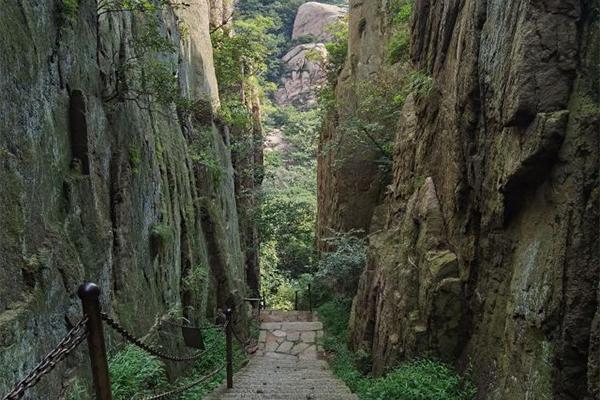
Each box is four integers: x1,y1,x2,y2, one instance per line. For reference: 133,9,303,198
205,310,357,400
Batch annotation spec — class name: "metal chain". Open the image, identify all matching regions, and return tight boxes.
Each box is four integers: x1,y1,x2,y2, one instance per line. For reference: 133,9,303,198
161,319,225,331
136,364,225,400
2,317,89,400
101,312,225,362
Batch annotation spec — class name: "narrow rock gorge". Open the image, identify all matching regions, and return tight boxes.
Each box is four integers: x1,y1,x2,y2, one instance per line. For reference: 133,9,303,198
318,0,599,399
0,0,260,396
1,1,598,399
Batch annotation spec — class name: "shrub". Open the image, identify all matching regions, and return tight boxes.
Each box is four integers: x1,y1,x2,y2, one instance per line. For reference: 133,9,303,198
316,231,367,296
316,297,352,338
388,30,410,64
318,298,477,400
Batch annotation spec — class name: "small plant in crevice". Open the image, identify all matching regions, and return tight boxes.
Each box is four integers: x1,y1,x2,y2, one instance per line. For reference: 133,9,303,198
183,263,209,300
98,1,195,113
188,128,226,186
150,223,172,256
66,379,90,400
408,70,434,98
128,146,142,173
388,0,414,64
59,0,81,24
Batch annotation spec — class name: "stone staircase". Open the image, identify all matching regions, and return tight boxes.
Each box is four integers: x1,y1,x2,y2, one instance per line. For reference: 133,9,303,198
205,310,357,400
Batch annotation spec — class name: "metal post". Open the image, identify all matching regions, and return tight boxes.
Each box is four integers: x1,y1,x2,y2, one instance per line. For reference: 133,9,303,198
225,308,233,389
308,284,312,312
294,291,299,311
78,282,113,400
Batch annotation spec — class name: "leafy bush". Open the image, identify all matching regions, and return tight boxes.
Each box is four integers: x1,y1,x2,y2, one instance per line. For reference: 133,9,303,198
316,231,366,296
408,70,433,98
388,30,410,64
316,297,352,337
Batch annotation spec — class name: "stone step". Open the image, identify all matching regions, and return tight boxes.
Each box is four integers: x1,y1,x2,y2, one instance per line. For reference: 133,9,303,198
205,310,357,400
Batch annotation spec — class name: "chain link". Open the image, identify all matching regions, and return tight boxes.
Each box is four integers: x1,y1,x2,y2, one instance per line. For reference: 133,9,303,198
2,317,89,400
136,364,225,400
101,312,225,362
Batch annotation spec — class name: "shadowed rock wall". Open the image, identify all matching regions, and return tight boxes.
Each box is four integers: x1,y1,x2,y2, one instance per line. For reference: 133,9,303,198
0,0,254,397
319,0,599,398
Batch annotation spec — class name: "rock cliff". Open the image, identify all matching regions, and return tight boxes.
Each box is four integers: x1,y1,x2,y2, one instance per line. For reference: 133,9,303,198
319,0,599,398
0,0,256,397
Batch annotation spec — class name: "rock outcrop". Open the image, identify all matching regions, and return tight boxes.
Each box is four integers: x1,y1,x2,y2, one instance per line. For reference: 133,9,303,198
292,2,346,41
275,2,346,109
0,0,256,397
274,43,328,109
319,0,599,399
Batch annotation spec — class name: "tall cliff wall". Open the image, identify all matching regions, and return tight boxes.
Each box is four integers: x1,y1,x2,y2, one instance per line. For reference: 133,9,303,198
319,0,599,398
0,0,254,397
317,0,391,250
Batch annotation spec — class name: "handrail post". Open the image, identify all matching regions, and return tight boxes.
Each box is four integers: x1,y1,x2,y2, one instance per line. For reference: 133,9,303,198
308,284,312,313
294,291,299,311
78,282,113,400
225,308,233,389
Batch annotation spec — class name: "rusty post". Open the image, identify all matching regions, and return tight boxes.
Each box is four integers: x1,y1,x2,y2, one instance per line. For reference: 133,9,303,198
78,282,113,400
308,284,312,313
225,308,233,389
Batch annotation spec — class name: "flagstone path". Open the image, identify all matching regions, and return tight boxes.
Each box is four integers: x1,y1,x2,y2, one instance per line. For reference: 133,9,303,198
205,310,357,400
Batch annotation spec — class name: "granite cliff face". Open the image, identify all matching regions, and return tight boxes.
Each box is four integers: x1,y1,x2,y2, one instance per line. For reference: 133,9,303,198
318,0,599,398
0,0,257,397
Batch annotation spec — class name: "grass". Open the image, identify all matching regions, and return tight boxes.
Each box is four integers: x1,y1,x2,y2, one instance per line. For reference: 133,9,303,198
109,346,168,399
317,299,477,400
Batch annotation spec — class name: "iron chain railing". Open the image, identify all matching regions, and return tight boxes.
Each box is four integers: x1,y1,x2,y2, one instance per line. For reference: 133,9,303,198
135,365,225,400
2,317,89,400
1,282,245,400
100,312,225,362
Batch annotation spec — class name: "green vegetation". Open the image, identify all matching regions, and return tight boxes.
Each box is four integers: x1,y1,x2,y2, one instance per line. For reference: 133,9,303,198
60,0,81,23
189,128,225,186
317,300,477,400
70,326,246,400
109,346,168,399
150,223,172,256
388,0,413,64
99,1,193,111
259,106,322,306
183,263,210,300
237,0,347,81
315,231,366,296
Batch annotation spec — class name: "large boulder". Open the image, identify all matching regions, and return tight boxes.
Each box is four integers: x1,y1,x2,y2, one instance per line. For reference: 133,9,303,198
274,43,328,109
292,2,345,41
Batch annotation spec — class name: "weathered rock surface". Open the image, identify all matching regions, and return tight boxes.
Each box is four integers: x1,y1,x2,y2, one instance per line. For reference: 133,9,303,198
319,0,599,399
292,2,346,41
0,0,256,397
274,43,329,109
317,0,389,249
